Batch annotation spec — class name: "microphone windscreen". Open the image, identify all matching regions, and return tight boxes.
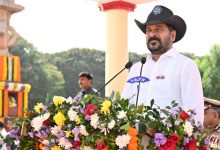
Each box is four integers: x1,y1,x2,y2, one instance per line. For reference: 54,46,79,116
125,62,133,69
141,57,146,64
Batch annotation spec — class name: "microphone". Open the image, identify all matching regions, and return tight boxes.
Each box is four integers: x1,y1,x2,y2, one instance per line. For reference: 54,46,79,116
135,57,146,108
95,61,133,95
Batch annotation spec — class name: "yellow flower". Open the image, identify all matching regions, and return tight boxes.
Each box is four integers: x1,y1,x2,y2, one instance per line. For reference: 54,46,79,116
53,96,64,107
64,131,72,138
51,146,62,150
102,100,111,108
34,103,44,113
101,100,111,115
53,112,66,126
76,117,81,124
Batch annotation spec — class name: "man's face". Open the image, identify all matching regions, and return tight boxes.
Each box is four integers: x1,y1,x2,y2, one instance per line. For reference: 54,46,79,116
146,23,176,54
78,77,92,90
204,106,220,128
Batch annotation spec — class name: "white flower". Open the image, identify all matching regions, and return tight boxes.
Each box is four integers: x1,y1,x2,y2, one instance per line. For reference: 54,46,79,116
184,120,194,137
51,125,62,135
79,125,89,136
42,112,50,120
117,110,127,119
31,113,50,131
31,116,44,131
108,120,116,129
84,146,94,150
65,96,74,104
59,137,73,149
68,109,79,122
115,134,131,148
0,137,4,145
90,113,99,129
42,139,49,145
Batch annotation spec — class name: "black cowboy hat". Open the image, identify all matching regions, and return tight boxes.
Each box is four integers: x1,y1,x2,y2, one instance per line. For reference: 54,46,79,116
135,5,186,43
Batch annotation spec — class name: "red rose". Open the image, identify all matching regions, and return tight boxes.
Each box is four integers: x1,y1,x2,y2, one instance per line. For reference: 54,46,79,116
73,140,82,148
97,141,105,150
84,104,97,116
199,146,207,150
159,139,176,150
43,119,51,126
179,111,190,120
184,139,197,150
170,133,180,144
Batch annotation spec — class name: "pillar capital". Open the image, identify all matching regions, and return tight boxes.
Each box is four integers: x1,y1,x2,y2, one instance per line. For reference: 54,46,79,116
99,1,136,12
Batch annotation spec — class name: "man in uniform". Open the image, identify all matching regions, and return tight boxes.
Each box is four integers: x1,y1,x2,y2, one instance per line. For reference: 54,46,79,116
122,5,204,122
78,72,100,98
204,97,220,150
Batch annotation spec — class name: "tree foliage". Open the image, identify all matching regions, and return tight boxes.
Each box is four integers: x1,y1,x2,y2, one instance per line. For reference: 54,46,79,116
196,44,220,99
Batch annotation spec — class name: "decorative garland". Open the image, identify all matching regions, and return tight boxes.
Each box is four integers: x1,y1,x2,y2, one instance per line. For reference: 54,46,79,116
0,56,21,82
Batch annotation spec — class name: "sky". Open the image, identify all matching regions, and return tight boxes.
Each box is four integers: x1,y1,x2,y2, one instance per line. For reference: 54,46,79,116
11,0,220,56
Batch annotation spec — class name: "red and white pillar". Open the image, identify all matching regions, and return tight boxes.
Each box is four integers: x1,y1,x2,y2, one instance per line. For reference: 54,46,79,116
99,1,136,96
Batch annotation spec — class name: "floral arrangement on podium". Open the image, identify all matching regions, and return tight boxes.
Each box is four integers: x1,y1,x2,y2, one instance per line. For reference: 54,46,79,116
143,100,207,150
5,94,207,150
6,93,146,150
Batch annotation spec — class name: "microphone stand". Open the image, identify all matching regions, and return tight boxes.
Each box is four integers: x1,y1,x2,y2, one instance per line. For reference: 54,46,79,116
95,62,133,95
135,57,146,108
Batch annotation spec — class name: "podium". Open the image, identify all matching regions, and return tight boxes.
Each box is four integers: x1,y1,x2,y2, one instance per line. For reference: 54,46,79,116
0,56,31,121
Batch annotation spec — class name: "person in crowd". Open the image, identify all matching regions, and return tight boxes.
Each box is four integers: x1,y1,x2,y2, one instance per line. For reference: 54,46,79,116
204,97,220,149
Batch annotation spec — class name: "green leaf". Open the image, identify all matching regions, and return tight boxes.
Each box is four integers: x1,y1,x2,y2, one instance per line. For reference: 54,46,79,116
171,100,175,105
82,94,94,104
150,99,154,107
120,122,130,131
147,111,159,119
172,103,178,108
165,106,171,109
153,108,160,116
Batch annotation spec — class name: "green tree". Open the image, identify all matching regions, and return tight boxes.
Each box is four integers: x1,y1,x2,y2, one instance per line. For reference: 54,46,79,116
198,44,220,99
9,38,65,108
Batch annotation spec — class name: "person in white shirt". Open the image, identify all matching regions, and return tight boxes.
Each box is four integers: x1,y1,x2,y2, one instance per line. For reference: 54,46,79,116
122,5,204,123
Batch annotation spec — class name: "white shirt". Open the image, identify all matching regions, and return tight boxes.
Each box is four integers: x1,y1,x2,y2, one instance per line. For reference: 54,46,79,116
122,48,204,123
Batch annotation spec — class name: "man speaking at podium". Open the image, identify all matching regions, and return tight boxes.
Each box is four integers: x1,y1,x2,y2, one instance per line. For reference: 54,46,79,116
122,5,204,122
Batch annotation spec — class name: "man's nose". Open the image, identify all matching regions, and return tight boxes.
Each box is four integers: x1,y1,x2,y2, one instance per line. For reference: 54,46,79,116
146,31,157,38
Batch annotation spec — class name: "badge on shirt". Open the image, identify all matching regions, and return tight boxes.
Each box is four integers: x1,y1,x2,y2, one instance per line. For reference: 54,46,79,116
127,76,150,84
156,75,165,80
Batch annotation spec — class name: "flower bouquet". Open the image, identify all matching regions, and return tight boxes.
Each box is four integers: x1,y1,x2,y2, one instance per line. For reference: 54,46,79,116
5,93,208,150
143,100,207,150
5,92,146,150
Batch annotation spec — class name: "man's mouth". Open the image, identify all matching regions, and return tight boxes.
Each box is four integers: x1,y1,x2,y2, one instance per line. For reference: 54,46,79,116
149,40,158,46
148,38,160,46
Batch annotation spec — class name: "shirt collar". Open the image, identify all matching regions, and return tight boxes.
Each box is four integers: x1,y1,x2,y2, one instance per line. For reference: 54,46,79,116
147,47,178,61
81,87,92,94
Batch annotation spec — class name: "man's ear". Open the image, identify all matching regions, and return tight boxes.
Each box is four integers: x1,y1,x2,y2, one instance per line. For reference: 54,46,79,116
171,30,176,42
